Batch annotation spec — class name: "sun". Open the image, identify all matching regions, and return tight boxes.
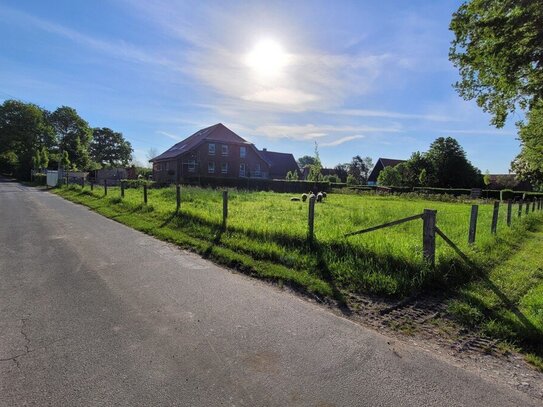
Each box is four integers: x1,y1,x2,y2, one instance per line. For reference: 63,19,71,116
245,39,288,76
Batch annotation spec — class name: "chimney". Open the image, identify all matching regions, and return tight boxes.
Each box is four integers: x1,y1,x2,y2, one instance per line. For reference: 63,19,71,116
263,148,267,151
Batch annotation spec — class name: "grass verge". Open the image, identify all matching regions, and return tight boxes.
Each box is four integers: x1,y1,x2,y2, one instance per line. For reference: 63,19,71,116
447,220,543,369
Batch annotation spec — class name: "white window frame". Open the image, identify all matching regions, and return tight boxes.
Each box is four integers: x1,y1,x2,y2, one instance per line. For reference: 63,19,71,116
240,146,246,158
239,163,246,177
221,144,229,156
221,162,228,174
188,159,196,172
208,143,216,155
208,161,215,174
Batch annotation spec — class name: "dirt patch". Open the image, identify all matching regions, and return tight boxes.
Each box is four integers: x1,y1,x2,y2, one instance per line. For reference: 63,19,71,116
300,290,543,401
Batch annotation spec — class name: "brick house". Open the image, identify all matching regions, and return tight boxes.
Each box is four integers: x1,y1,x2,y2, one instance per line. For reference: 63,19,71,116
150,123,300,184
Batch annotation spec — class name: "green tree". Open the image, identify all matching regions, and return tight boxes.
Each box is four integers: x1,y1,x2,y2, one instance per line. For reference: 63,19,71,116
32,150,41,170
403,152,435,187
306,142,323,182
40,146,49,170
483,170,491,187
377,166,402,187
511,101,543,188
425,137,481,188
90,127,133,167
348,156,373,184
0,100,54,179
49,106,92,170
297,155,316,168
449,0,543,127
333,163,349,182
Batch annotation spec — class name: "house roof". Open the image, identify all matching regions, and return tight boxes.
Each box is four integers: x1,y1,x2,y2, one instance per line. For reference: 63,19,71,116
379,158,405,167
367,157,406,182
259,150,299,176
150,123,253,162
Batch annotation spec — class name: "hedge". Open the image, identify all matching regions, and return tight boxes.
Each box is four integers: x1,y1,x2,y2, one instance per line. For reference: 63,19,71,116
181,176,331,193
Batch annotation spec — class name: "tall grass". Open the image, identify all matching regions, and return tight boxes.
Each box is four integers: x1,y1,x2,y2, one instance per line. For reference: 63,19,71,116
56,184,542,299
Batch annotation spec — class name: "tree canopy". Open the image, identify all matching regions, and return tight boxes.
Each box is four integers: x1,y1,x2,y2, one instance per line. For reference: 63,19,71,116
511,101,543,189
49,106,92,170
90,127,133,167
449,0,543,127
377,137,481,188
0,100,54,178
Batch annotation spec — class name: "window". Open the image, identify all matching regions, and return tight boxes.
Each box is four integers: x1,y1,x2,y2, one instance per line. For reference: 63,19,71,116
239,163,246,177
188,160,196,172
221,162,228,174
208,161,215,173
208,143,216,155
221,144,229,156
254,163,261,177
240,146,246,158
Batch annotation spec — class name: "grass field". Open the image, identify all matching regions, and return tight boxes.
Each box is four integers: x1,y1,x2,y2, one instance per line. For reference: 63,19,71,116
54,184,542,301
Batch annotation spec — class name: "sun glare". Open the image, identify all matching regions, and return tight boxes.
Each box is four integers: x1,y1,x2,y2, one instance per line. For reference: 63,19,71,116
245,39,288,76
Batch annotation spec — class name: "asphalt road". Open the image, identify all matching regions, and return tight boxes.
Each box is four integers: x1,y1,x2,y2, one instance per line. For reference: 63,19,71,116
0,178,540,407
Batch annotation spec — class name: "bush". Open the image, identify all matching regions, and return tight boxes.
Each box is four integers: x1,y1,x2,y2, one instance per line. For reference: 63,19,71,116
32,173,46,185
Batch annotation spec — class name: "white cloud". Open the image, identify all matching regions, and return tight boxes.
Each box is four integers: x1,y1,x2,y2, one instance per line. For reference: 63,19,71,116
156,131,183,141
321,135,365,147
254,123,401,140
331,108,456,122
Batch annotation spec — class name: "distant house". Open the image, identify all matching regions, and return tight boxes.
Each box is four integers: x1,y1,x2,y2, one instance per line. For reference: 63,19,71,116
367,158,405,185
150,123,300,184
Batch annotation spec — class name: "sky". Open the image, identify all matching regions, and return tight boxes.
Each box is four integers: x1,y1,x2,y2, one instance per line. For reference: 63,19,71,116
0,0,522,172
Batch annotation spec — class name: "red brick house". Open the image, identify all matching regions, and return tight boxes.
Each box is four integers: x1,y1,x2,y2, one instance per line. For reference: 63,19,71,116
150,123,300,184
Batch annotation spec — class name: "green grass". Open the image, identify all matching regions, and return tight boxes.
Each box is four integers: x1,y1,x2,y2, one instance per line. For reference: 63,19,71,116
54,184,543,300
447,220,543,366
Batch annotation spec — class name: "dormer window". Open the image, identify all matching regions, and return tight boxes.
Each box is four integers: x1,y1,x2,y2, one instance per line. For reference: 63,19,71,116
222,144,228,156
240,146,246,158
208,143,216,155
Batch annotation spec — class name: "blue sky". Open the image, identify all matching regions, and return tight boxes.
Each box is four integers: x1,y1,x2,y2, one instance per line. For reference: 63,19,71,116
0,0,521,172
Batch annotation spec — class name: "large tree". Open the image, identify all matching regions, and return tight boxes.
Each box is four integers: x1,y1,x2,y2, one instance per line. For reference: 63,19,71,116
449,0,543,127
0,100,54,178
90,127,133,167
297,155,316,168
511,101,543,189
425,137,481,188
48,106,92,170
348,155,373,184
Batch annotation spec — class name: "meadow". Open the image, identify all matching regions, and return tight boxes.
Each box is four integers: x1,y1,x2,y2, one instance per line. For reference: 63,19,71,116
55,184,542,300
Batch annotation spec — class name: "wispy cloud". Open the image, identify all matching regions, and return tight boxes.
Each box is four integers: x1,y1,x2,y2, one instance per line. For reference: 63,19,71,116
321,135,365,147
438,129,516,136
254,123,401,140
0,4,180,70
330,108,456,122
156,131,183,141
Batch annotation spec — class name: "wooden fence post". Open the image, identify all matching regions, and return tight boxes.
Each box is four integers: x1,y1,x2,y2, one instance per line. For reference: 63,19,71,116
423,209,436,266
506,200,512,227
308,195,316,243
532,199,536,212
121,181,125,198
90,181,94,191
518,201,523,218
104,179,108,196
81,177,84,189
143,183,148,204
222,190,228,229
491,201,499,234
468,204,478,244
176,184,181,213
526,201,530,215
